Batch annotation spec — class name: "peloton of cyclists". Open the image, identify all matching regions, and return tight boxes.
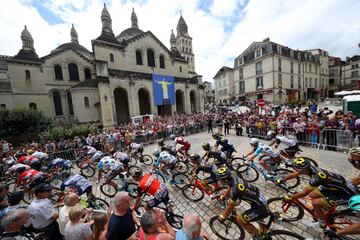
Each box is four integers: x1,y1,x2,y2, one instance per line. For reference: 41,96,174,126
169,134,191,158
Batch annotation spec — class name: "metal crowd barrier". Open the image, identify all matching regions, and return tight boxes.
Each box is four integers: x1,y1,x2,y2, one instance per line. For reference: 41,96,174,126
245,124,357,151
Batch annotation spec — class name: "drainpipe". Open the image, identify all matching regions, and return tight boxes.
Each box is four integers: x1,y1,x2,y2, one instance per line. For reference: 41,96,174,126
272,54,275,104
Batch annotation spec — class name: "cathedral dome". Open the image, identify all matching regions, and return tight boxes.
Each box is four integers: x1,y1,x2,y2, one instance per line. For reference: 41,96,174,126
53,42,91,54
116,27,144,41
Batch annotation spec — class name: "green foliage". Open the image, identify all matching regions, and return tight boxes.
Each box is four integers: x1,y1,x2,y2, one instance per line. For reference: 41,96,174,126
40,123,91,141
0,108,53,136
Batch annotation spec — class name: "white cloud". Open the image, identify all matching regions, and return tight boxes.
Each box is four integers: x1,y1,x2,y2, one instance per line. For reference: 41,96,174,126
0,0,360,85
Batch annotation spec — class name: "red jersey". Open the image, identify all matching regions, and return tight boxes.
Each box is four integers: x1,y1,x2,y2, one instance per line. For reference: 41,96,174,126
17,169,42,185
17,155,37,165
175,137,190,146
138,173,161,196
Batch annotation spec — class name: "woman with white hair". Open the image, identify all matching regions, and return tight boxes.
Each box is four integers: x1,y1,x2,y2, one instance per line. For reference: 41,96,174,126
64,205,93,240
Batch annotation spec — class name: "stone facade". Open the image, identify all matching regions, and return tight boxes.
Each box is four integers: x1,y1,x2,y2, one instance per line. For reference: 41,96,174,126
342,55,360,90
0,6,204,128
213,66,234,104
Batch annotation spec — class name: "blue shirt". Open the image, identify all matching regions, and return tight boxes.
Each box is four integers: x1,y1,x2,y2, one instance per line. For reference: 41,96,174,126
176,229,203,240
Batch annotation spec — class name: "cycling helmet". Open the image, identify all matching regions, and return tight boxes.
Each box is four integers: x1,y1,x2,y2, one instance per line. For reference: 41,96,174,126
292,157,311,170
189,153,201,163
267,130,276,137
126,141,131,146
214,166,231,180
101,156,113,163
82,145,88,150
27,149,34,155
348,195,360,212
202,143,211,151
157,139,164,146
6,159,16,167
63,160,73,170
15,166,27,174
130,168,142,179
153,149,161,157
349,147,360,157
212,134,221,140
250,138,259,145
29,158,41,170
169,134,176,140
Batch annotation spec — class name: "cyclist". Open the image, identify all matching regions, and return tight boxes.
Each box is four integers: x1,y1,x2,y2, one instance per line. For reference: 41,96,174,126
97,156,125,189
47,158,73,179
82,145,103,163
349,147,360,170
216,166,270,239
17,155,42,171
170,134,191,158
60,173,95,200
212,134,236,158
152,149,176,180
187,153,219,195
113,150,131,170
31,149,49,161
267,131,299,158
126,141,144,156
6,163,30,178
283,158,360,227
244,138,287,176
17,168,48,189
131,168,171,211
202,143,227,167
157,139,177,156
332,195,360,236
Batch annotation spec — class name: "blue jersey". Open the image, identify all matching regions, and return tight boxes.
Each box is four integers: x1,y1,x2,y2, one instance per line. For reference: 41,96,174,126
60,173,92,196
48,158,72,169
254,144,280,158
156,152,176,166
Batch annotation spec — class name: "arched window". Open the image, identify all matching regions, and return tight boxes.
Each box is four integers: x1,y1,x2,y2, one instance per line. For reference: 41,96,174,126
159,55,165,69
54,65,63,80
67,92,74,115
147,49,155,67
29,102,37,110
179,66,182,72
53,91,63,116
84,68,91,80
84,97,90,108
136,50,142,65
110,53,114,62
25,70,31,80
68,63,79,81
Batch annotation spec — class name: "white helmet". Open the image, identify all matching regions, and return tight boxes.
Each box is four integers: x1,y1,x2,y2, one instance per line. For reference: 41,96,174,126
101,156,113,163
267,131,275,137
169,134,176,140
153,149,160,157
250,138,259,145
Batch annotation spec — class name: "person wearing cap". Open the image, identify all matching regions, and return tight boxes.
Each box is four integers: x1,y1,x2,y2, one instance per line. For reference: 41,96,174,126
27,183,63,240
4,191,25,214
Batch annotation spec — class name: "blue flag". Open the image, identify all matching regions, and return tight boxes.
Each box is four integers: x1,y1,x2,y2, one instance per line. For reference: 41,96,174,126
152,74,175,106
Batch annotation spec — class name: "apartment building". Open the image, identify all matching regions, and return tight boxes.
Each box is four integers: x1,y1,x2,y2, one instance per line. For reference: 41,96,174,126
342,55,360,90
213,66,234,104
328,57,343,96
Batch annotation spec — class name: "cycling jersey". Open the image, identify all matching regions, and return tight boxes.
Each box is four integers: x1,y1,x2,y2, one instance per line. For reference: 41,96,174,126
254,144,280,158
175,137,191,152
274,135,298,147
31,151,48,159
195,163,218,184
137,173,168,199
48,158,72,169
17,155,38,165
113,151,129,161
7,164,30,176
130,143,142,150
98,158,122,172
60,173,92,196
229,173,267,208
85,146,97,155
92,151,103,162
156,152,176,166
17,169,47,187
215,138,235,157
207,151,227,165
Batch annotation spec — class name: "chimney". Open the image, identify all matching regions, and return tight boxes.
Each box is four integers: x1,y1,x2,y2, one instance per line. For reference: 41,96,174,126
263,37,270,43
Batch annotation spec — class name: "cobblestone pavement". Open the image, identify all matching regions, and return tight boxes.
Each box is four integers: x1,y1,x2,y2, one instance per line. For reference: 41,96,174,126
91,130,359,240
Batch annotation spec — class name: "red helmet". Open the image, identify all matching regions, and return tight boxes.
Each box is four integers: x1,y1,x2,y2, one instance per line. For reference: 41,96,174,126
126,141,131,146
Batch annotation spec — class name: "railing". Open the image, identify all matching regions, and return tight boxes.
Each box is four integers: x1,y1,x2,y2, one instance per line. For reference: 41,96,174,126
245,124,358,151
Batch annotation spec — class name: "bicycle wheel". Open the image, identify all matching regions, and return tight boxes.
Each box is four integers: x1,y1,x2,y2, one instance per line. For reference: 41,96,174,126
173,173,188,189
128,156,137,166
267,197,304,222
229,157,247,171
166,212,183,229
100,183,117,198
237,164,259,182
89,197,109,210
327,209,359,240
126,182,138,198
141,154,153,166
174,161,189,174
182,185,204,202
266,229,305,239
80,166,95,178
275,168,300,189
209,216,245,240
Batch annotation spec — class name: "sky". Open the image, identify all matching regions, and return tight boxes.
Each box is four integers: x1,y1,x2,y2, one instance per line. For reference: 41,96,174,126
0,0,360,84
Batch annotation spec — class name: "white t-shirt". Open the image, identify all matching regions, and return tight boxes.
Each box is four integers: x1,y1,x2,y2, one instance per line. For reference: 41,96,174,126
27,198,55,229
58,205,73,235
64,222,92,240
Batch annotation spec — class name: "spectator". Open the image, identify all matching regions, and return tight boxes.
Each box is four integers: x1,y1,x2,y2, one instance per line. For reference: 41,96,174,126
64,205,93,240
58,193,80,235
293,118,306,143
44,140,56,154
93,213,109,240
176,213,210,240
4,191,25,214
0,185,9,198
0,208,30,239
107,192,139,240
207,117,213,134
27,183,63,240
139,210,175,240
